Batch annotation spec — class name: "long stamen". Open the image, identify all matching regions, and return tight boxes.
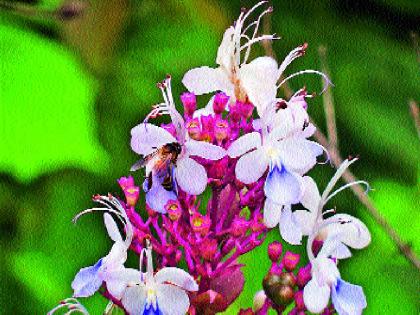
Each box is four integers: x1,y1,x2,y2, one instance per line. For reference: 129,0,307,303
240,34,280,51
323,180,370,206
241,1,268,24
278,43,308,78
277,69,333,94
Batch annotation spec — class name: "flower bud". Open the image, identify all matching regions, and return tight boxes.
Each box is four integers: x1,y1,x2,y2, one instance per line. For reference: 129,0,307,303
282,251,300,271
213,92,229,114
240,101,254,119
185,118,201,140
190,213,211,236
214,118,229,143
297,264,311,288
263,272,281,299
238,309,254,315
253,290,266,312
230,217,249,237
279,272,296,287
118,176,135,191
228,101,242,122
164,199,182,221
181,92,196,117
161,123,177,138
272,285,294,306
268,241,283,262
124,186,140,207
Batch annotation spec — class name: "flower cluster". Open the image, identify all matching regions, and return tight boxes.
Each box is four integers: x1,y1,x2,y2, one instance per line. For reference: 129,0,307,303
49,2,370,315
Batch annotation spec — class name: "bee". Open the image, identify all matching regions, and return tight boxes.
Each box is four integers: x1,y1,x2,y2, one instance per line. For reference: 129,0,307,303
131,142,182,192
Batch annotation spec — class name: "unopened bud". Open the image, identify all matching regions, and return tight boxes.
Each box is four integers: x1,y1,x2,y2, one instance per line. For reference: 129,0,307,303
268,241,283,262
253,290,266,312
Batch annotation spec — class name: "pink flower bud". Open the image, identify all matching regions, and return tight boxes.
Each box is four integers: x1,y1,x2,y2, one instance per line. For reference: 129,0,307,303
297,264,311,288
213,92,229,114
118,176,135,191
229,101,242,122
180,92,196,117
185,118,201,140
268,241,283,262
164,199,182,221
282,251,300,271
239,101,254,119
124,186,140,207
190,213,211,236
231,217,249,237
214,118,230,143
294,290,305,310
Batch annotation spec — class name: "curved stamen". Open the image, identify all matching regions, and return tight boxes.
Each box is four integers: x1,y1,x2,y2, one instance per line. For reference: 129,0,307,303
323,180,370,207
240,34,280,51
278,69,333,94
278,43,308,78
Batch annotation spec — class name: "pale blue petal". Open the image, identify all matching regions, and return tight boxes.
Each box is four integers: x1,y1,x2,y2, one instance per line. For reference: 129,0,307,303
143,304,163,315
71,259,103,298
264,165,303,205
332,279,367,315
145,174,177,214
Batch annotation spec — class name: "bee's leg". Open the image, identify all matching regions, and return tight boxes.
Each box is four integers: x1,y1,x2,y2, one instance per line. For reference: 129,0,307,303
147,172,153,191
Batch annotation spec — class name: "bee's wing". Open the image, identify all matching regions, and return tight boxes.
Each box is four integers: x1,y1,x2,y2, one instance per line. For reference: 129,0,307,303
130,158,146,172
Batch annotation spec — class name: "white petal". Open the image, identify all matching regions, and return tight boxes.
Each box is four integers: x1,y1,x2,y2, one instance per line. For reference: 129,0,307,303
278,138,322,174
131,123,177,156
103,213,122,243
227,132,262,158
269,107,295,140
303,278,331,314
240,57,279,115
182,66,233,95
312,257,340,286
156,284,190,315
235,149,268,184
279,206,303,245
175,157,207,195
293,210,317,236
324,214,371,249
263,198,281,228
103,242,127,268
216,26,235,69
185,140,226,160
106,268,141,299
121,286,147,315
192,96,215,118
155,267,198,291
300,176,321,212
264,166,304,205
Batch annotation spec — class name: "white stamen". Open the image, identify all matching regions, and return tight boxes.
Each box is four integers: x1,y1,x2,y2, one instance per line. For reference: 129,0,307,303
277,69,333,94
240,34,280,51
278,44,307,78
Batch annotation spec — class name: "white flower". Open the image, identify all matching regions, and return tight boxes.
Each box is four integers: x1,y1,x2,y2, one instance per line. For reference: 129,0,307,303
294,158,371,257
121,246,198,315
71,196,138,299
228,101,323,244
182,2,332,116
130,77,226,208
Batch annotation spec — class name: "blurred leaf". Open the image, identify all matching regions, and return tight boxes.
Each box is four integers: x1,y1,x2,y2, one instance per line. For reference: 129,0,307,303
0,22,109,182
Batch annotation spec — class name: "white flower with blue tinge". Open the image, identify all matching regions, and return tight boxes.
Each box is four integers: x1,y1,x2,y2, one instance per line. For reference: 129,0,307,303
121,245,198,315
71,196,138,300
294,158,371,257
228,100,323,245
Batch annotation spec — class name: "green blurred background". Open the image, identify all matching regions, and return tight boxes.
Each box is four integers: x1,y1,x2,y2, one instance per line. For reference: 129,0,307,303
0,0,419,314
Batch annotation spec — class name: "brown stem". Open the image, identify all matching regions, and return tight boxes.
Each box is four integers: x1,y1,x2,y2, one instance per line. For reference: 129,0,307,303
409,100,420,140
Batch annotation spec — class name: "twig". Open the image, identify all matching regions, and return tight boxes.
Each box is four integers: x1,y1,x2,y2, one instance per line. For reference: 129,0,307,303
410,32,420,70
318,46,338,151
409,100,420,140
260,15,420,271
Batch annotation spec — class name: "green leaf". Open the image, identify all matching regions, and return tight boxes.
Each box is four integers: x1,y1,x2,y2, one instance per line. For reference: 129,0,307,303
0,22,109,182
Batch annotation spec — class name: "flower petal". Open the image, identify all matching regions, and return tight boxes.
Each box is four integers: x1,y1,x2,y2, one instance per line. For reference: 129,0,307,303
103,213,122,243
303,278,331,314
216,26,235,69
279,206,303,245
71,259,103,298
235,148,268,184
264,166,304,205
155,267,198,291
278,138,322,174
131,123,177,156
240,56,279,115
121,285,147,315
156,284,190,315
145,174,177,214
263,198,281,228
331,279,367,315
227,132,261,158
182,66,233,95
324,214,371,249
175,157,207,195
106,267,141,299
300,176,321,212
185,140,226,160
293,210,317,236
